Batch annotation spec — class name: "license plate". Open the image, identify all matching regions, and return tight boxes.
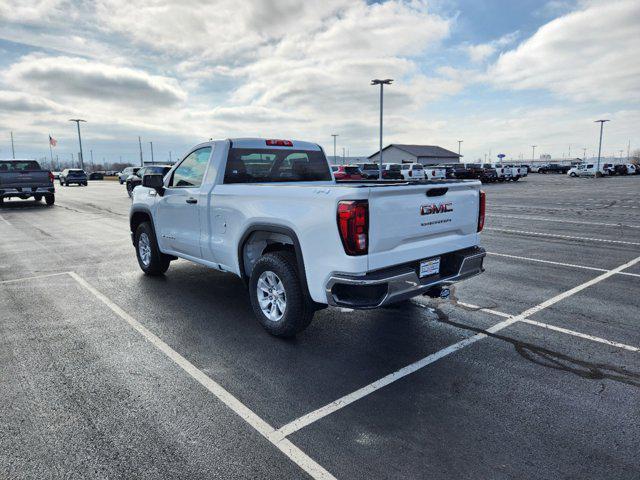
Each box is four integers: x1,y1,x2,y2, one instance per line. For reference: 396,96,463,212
419,258,440,278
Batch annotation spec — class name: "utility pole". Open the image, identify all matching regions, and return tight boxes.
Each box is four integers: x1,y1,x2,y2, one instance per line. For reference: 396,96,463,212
457,140,463,157
48,135,54,168
169,151,172,163
594,119,609,174
69,119,87,169
627,140,631,162
371,78,393,179
90,149,94,167
619,150,624,161
331,134,338,164
10,131,15,159
342,147,345,164
582,147,587,161
568,145,571,158
138,136,144,166
531,145,537,163
71,152,75,167
149,141,154,164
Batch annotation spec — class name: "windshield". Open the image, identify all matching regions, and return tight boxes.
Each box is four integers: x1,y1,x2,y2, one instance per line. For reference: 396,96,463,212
224,148,331,183
0,161,41,172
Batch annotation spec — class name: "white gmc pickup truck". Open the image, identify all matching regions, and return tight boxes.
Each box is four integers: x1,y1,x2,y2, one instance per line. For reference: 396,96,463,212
130,138,486,337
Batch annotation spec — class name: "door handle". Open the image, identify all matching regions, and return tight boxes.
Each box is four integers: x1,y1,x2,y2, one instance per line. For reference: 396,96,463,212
186,198,198,204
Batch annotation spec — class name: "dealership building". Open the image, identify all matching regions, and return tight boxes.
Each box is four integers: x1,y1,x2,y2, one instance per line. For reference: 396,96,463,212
368,144,462,165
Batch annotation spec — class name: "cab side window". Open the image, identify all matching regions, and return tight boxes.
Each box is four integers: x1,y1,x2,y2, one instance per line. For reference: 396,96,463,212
170,147,212,188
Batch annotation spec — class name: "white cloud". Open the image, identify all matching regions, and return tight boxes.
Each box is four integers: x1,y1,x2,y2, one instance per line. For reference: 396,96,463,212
489,0,640,102
466,31,519,63
4,55,187,108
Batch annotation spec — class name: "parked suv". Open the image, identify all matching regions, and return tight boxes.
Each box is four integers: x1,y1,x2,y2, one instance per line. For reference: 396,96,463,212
331,165,363,180
119,167,141,184
59,169,88,186
126,165,172,197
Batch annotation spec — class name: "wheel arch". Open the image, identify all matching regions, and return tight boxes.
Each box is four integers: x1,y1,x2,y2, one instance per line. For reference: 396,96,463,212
238,224,310,296
129,207,156,244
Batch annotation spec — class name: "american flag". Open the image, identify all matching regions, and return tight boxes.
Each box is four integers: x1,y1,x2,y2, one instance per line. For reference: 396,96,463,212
49,135,57,147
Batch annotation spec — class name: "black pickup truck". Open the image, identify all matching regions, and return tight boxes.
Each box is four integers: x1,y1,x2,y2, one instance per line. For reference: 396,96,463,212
449,164,498,183
0,160,55,206
538,163,570,174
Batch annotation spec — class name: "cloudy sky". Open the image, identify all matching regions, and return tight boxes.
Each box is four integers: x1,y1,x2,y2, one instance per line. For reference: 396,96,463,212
0,0,638,165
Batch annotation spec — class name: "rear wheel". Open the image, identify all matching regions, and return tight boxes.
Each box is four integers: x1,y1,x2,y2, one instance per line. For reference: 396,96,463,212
34,194,43,202
127,182,134,198
134,222,170,275
45,194,55,206
249,251,314,337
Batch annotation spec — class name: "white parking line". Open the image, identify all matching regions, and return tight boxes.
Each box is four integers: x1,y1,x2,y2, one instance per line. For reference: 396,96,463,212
0,271,71,284
485,228,640,246
488,213,640,229
275,254,640,439
457,301,639,353
486,252,640,278
0,213,11,226
67,272,336,480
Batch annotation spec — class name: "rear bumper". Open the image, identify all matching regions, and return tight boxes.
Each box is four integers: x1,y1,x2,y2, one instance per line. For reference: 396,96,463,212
325,246,485,309
0,186,55,197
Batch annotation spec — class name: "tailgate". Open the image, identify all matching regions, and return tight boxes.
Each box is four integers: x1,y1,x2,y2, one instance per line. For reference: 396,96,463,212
367,182,481,270
0,171,50,187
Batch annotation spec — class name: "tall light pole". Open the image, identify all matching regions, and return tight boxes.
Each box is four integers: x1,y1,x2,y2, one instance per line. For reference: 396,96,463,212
90,149,94,167
582,147,587,161
531,145,537,163
69,119,86,170
594,119,609,173
10,131,15,159
138,136,144,166
457,140,463,157
149,141,155,164
371,78,393,179
331,134,338,165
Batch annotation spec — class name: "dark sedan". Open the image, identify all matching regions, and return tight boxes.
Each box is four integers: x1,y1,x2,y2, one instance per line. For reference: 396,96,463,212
126,165,172,197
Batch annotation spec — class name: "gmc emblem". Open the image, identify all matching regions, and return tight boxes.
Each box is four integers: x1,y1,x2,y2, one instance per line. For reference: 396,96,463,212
421,203,453,215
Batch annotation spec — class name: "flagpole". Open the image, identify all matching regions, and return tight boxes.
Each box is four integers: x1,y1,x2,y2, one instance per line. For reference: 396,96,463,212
48,134,54,170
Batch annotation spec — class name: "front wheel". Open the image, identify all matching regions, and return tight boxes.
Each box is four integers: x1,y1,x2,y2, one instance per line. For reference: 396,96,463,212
249,252,315,337
134,222,170,275
34,194,43,202
45,194,55,206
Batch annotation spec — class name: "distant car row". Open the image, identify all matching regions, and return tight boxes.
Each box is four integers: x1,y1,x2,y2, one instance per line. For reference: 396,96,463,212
331,162,527,183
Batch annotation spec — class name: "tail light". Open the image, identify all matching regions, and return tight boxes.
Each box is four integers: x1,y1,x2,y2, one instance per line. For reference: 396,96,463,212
48,171,54,182
266,139,293,147
477,190,486,232
337,200,368,255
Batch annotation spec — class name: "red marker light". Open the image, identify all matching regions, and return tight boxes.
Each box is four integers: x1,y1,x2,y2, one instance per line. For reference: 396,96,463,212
266,139,293,147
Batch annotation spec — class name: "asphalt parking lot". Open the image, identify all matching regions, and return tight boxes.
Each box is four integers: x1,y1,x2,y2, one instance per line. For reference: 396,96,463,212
1,174,639,479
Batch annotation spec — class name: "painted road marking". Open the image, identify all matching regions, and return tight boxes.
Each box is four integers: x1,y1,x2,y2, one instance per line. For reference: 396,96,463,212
67,272,336,480
0,271,71,284
488,213,640,229
275,254,640,439
0,213,11,226
486,252,640,278
457,302,639,352
485,228,640,246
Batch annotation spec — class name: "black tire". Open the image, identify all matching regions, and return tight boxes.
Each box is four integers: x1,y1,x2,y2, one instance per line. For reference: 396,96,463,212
60,180,65,186
34,194,43,202
45,194,55,206
127,182,134,198
134,222,170,275
249,251,314,337
0,197,4,207
119,179,124,185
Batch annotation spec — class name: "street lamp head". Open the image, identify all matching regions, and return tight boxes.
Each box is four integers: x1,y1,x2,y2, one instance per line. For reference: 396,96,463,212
371,79,393,85
69,119,86,123
594,119,610,123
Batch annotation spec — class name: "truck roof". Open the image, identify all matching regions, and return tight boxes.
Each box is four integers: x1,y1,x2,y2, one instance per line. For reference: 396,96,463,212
192,138,322,151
